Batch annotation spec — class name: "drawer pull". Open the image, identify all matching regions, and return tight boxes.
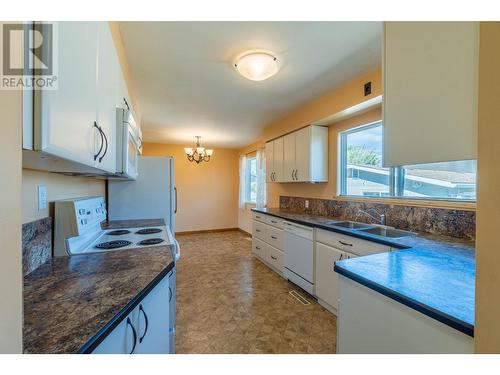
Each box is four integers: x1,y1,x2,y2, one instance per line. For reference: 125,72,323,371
271,220,277,224
338,240,353,247
255,246,261,250
271,235,278,239
270,255,277,260
256,216,261,219
256,229,261,232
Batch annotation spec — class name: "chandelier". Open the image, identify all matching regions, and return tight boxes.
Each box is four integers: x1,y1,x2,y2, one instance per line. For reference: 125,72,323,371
184,136,214,164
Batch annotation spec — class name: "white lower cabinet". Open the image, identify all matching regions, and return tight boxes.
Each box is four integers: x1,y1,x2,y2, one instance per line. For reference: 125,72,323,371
251,213,284,276
252,237,266,260
315,242,358,314
92,271,173,354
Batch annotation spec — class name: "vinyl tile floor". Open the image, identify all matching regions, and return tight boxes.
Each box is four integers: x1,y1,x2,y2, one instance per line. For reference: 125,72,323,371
175,230,337,354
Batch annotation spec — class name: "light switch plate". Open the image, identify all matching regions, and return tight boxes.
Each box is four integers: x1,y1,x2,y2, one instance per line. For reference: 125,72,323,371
38,185,47,210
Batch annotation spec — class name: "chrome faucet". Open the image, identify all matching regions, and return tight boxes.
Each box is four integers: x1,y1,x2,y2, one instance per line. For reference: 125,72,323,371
358,209,386,226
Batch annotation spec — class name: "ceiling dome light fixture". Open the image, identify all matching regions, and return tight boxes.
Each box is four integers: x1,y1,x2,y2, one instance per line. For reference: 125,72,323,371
184,136,213,164
234,51,280,81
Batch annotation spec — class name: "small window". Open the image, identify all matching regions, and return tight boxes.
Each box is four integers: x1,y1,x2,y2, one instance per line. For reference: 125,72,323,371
246,157,257,203
339,122,476,201
340,122,391,197
399,160,476,200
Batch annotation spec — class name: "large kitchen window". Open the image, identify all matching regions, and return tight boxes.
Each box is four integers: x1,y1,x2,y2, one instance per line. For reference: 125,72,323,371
246,157,258,203
339,122,477,201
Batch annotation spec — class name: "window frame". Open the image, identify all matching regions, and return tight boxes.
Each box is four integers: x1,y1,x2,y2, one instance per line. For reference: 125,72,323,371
338,121,476,203
245,156,258,204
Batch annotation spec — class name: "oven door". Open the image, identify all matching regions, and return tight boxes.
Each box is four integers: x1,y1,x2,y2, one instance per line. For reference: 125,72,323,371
122,124,140,180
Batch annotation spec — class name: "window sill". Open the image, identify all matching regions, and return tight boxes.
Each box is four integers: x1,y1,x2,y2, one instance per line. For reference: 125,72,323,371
335,195,476,211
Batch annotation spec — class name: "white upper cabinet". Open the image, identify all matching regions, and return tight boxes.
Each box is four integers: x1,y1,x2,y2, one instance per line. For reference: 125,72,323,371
383,22,478,167
35,22,99,168
279,125,328,183
32,21,130,174
96,23,118,173
265,137,283,182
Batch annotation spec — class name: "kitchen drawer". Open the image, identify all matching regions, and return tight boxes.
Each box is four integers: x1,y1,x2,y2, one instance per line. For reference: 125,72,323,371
265,215,284,229
266,225,283,250
252,220,267,241
252,211,267,223
316,228,391,256
252,237,266,260
266,244,284,273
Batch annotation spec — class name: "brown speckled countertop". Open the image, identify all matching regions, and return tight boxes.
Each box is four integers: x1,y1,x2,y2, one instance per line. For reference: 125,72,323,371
23,219,174,354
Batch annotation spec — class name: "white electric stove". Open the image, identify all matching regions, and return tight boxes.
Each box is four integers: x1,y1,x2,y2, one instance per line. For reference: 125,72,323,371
54,196,179,258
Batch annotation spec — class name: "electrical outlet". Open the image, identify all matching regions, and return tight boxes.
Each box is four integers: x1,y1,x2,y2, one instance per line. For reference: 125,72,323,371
364,81,372,96
38,185,47,210
305,200,309,209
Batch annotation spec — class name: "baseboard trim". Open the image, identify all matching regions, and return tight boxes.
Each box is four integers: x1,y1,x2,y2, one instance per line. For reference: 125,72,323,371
175,227,240,235
238,228,251,236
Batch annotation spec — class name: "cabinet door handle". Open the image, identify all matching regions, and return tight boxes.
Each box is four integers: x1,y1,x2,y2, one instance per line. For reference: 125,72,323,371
98,127,108,163
295,169,298,180
271,235,278,239
93,122,104,161
339,240,353,247
138,304,149,343
271,255,277,260
169,286,173,302
126,317,137,354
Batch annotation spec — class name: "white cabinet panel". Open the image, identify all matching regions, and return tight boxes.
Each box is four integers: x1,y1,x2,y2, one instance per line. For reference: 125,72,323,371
337,276,473,353
266,225,283,250
316,228,391,256
266,244,284,273
283,133,295,182
315,242,345,313
92,308,139,354
134,276,170,354
265,141,274,182
252,220,267,241
265,215,284,229
36,22,99,167
96,23,118,173
252,211,266,223
294,127,310,182
252,237,266,260
273,137,284,182
383,22,478,166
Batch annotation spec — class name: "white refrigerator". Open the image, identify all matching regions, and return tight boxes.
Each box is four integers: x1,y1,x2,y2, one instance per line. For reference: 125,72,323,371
108,156,176,233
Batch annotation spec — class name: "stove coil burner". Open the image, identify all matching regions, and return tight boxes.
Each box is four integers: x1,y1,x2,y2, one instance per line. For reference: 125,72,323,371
136,228,162,235
95,240,132,250
138,238,165,246
107,230,131,236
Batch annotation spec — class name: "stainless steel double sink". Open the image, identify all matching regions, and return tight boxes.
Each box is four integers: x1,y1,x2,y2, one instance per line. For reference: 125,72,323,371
324,220,415,239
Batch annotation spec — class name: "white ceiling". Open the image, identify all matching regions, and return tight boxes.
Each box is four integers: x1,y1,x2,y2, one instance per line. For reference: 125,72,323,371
119,22,382,148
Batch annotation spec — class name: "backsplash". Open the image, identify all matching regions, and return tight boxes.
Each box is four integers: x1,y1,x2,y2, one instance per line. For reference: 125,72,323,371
22,217,52,275
279,196,476,240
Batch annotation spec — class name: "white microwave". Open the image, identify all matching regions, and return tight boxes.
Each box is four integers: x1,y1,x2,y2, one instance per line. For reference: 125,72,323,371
114,107,142,180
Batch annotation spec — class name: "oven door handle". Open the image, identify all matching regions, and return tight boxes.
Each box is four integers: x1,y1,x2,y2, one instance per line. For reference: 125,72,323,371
174,238,181,261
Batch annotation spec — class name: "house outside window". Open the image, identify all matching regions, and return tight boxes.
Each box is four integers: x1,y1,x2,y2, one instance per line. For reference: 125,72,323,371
339,122,477,201
246,157,258,203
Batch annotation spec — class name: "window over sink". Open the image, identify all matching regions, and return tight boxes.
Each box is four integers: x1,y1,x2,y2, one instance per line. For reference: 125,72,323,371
339,121,477,201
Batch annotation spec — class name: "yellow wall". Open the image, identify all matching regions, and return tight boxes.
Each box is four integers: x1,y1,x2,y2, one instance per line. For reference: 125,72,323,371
0,73,23,352
22,169,105,224
475,22,500,353
142,143,239,233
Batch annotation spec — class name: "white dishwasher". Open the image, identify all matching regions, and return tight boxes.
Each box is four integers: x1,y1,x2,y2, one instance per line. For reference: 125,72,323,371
283,221,314,294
